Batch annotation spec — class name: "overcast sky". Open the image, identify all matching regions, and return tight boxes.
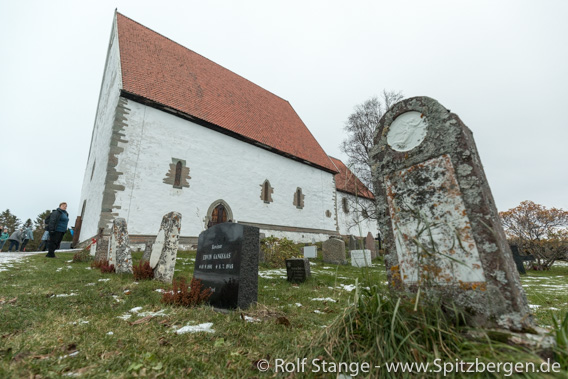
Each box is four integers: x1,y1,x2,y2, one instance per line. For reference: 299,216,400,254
1,0,567,225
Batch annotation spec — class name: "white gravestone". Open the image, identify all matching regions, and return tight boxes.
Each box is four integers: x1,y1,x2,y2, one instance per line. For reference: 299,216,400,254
303,245,317,258
351,249,372,268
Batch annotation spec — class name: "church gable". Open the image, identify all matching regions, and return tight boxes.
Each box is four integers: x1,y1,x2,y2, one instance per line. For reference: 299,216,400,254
329,157,374,200
115,13,337,174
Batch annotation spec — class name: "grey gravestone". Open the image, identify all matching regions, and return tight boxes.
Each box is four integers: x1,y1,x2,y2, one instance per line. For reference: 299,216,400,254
322,237,346,265
108,218,133,274
150,212,182,283
193,223,259,309
348,235,358,250
94,227,108,263
365,232,377,259
303,245,317,258
351,249,372,268
142,240,153,262
370,96,531,331
286,258,311,283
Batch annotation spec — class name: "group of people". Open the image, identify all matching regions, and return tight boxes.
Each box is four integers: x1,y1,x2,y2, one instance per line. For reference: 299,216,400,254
0,202,70,258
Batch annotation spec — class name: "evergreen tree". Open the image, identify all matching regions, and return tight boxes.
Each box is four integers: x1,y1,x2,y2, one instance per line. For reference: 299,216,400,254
0,209,21,233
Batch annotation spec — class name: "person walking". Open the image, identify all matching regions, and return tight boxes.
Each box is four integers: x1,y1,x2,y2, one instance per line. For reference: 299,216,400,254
0,228,9,251
46,202,70,258
20,226,34,252
7,229,24,252
38,228,50,251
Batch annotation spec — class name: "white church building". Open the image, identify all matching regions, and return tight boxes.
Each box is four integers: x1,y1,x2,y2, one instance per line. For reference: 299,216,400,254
76,12,377,248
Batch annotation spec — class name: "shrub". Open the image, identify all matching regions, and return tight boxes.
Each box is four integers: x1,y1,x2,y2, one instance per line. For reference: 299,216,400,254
91,259,115,273
260,236,298,267
72,248,92,263
133,260,154,281
161,277,212,307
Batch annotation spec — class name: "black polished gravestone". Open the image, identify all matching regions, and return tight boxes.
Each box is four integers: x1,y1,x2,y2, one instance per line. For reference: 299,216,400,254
286,258,311,283
193,223,259,309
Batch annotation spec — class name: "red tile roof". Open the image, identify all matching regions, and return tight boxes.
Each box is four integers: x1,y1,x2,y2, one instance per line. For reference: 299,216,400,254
329,157,374,200
115,13,337,173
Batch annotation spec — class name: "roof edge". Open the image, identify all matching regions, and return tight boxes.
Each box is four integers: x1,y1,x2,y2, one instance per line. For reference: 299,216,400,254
120,90,339,175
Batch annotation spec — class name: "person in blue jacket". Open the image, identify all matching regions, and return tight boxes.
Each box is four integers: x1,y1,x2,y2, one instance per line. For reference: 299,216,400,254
20,227,34,252
46,202,70,258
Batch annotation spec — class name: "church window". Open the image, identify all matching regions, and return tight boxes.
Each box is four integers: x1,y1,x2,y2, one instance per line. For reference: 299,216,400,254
293,187,304,209
90,160,96,181
342,197,349,213
260,180,273,203
325,210,332,218
174,161,182,187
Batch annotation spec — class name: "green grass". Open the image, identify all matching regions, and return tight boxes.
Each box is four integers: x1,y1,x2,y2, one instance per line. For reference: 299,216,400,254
0,252,566,378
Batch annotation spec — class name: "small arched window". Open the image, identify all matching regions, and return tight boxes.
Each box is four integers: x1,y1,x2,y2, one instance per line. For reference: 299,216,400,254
293,187,304,209
260,180,273,203
342,197,349,213
174,161,182,187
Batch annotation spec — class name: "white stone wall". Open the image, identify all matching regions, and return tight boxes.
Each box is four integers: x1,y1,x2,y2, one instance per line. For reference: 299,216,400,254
77,17,122,241
336,192,379,238
105,99,337,240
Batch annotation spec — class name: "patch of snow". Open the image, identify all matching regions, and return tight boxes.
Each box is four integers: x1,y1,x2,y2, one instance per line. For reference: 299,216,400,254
244,316,260,323
138,309,167,317
311,297,337,303
295,303,302,307
130,307,143,313
85,283,95,286
339,284,356,292
66,260,73,263
107,331,114,335
117,313,132,320
55,293,78,297
98,279,110,282
314,310,324,314
176,322,215,334
529,304,540,309
85,267,92,270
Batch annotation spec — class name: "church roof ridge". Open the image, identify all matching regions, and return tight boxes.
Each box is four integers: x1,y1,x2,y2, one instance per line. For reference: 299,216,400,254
116,13,337,173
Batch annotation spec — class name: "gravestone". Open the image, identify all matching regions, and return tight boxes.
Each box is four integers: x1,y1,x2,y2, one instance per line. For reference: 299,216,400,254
351,249,372,268
286,258,311,283
193,223,259,309
303,245,317,258
510,245,526,275
348,235,358,250
322,237,346,265
370,96,531,331
108,218,133,274
93,227,108,263
89,240,96,257
150,212,182,283
365,232,377,259
141,240,153,262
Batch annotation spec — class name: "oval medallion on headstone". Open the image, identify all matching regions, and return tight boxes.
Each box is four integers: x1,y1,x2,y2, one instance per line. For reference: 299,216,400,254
386,111,428,152
149,229,165,269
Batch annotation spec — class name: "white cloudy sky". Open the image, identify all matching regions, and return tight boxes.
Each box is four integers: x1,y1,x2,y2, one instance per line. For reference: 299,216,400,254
1,0,567,224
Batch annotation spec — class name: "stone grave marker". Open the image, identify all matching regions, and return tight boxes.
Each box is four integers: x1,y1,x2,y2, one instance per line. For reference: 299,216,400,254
351,249,372,268
108,218,133,274
348,235,358,250
303,245,317,258
365,232,377,259
94,227,108,263
193,223,259,309
370,96,531,330
142,240,153,262
322,237,346,265
150,212,182,283
286,258,311,283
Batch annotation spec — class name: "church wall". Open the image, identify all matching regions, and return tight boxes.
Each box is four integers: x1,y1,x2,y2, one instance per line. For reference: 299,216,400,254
108,99,338,242
336,192,379,238
77,18,122,242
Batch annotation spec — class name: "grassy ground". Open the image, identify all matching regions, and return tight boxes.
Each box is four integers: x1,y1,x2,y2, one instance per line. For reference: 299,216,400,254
0,251,566,378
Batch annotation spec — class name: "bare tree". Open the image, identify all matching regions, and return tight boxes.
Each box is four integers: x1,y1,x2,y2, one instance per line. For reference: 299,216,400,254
340,90,404,192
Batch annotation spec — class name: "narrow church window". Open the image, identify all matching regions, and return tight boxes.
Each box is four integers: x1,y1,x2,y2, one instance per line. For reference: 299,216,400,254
325,210,332,218
293,187,304,209
90,160,96,181
342,197,349,213
81,200,87,219
260,180,273,203
174,161,182,187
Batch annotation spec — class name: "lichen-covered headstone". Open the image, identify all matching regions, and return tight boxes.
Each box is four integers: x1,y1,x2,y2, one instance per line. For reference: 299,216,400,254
108,218,133,274
94,227,108,263
351,249,372,268
370,96,531,331
150,212,182,283
322,237,346,265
